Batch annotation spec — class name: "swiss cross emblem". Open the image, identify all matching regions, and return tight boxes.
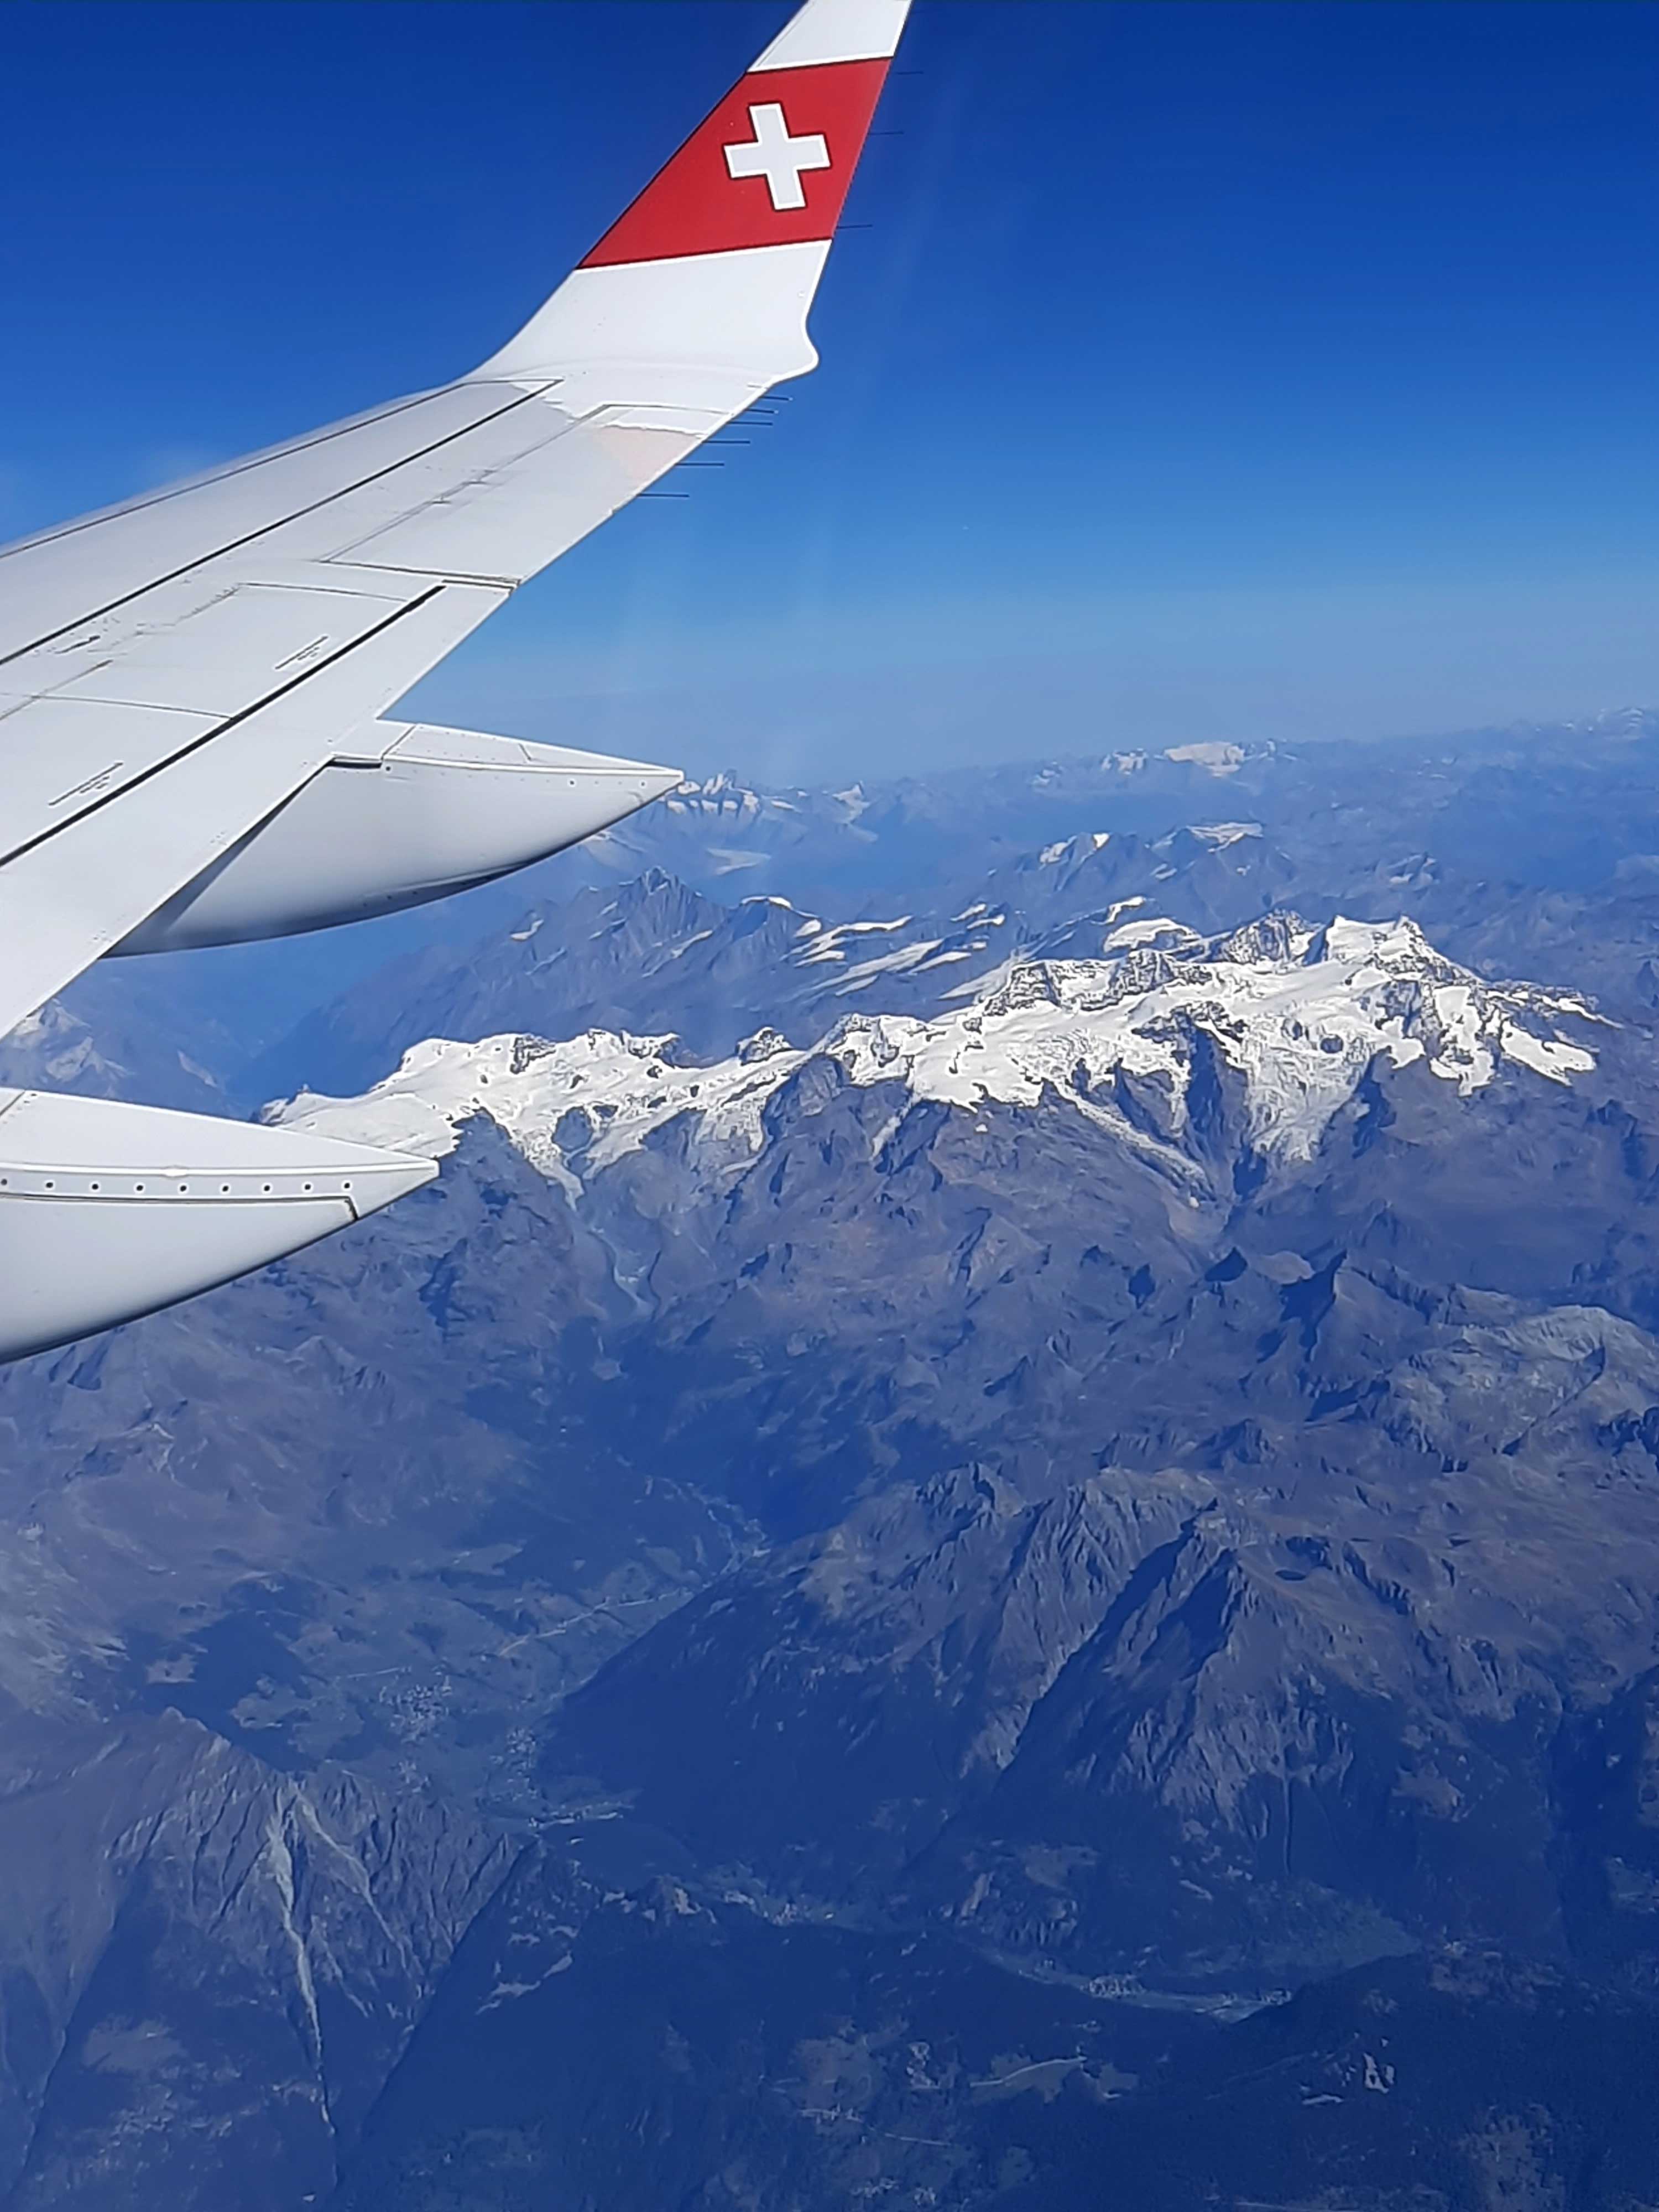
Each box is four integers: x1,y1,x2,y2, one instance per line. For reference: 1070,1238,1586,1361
580,60,889,269
722,102,832,211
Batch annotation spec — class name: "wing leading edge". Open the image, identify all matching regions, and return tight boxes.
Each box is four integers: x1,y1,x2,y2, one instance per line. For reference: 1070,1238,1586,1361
0,0,912,1360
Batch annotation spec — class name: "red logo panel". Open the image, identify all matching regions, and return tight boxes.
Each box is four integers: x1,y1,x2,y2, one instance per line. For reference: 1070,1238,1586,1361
580,60,891,269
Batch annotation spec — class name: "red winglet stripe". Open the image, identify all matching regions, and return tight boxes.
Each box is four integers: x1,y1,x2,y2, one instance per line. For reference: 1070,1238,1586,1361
580,59,891,270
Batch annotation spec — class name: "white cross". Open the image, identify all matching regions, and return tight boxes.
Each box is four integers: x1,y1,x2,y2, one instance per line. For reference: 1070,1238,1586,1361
723,102,831,213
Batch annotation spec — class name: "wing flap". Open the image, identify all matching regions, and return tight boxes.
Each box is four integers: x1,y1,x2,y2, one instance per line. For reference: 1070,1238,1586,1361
0,577,430,858
0,697,220,855
13,578,416,722
0,581,505,1037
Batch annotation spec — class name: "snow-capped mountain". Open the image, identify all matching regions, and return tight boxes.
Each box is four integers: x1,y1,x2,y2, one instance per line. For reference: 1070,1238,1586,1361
579,768,889,896
276,913,1603,1186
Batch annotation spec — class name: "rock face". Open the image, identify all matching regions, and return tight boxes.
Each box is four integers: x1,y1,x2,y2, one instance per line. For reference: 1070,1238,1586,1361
538,1259,1659,1979
0,995,223,1113
0,1704,509,2210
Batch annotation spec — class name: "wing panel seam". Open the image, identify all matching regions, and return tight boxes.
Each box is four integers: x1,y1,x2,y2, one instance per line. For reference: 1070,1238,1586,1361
0,585,446,869
0,385,468,567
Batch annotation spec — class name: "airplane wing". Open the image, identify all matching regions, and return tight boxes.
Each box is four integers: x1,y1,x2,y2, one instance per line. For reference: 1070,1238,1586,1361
0,0,911,1362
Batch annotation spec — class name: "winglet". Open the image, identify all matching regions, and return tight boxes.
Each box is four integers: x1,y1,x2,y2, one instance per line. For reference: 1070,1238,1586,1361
477,0,910,394
753,0,911,72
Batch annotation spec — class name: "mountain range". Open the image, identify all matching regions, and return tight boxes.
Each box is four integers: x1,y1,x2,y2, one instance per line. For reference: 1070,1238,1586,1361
6,715,1659,2203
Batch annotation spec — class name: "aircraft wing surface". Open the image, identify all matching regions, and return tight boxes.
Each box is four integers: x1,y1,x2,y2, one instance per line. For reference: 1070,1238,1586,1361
0,0,910,1360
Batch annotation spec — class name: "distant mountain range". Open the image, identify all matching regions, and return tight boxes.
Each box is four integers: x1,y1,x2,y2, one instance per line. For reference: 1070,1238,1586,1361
7,718,1659,2203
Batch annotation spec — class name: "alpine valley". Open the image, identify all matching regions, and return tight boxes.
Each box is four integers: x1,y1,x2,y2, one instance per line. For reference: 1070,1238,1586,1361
9,716,1659,2206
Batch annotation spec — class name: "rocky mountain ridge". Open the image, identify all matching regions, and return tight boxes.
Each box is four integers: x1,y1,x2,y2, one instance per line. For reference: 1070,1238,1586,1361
0,1704,510,2210
276,910,1604,1190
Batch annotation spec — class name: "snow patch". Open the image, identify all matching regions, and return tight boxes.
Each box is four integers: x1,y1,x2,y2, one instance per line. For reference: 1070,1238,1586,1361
1165,742,1246,776
1104,916,1202,952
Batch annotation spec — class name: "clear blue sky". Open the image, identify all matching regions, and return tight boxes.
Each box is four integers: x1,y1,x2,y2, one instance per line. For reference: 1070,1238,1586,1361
4,1,1659,781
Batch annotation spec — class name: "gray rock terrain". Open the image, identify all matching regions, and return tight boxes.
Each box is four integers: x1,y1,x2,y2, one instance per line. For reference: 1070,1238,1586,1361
0,1704,509,2209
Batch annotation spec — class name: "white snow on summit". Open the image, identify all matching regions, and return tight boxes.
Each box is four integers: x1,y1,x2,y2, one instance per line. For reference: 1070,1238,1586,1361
1164,742,1246,776
275,916,1603,1188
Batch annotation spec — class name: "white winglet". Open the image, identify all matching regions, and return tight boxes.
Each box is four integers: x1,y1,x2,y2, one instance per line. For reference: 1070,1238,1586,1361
478,0,911,395
754,0,911,70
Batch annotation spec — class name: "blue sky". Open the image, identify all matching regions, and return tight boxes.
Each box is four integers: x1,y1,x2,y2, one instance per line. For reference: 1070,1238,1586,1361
4,1,1659,780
